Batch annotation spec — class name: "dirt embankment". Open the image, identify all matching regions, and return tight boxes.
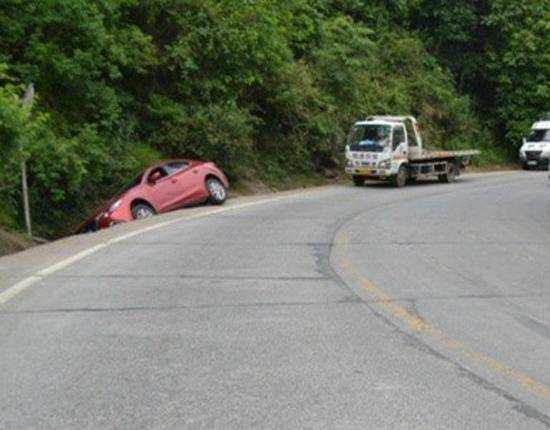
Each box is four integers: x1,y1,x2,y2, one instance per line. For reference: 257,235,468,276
0,229,37,257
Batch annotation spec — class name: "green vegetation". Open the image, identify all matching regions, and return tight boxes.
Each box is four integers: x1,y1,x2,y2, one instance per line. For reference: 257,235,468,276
0,0,547,238
410,0,550,152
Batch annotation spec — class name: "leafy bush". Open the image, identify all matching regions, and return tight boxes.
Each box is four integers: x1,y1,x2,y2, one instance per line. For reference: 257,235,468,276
409,0,550,149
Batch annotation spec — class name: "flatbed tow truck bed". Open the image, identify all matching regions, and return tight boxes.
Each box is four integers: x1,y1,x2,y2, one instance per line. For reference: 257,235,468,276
410,149,480,162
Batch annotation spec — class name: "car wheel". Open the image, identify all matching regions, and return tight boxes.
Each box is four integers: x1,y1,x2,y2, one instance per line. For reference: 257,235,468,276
352,175,365,186
206,177,227,205
393,165,408,188
131,203,155,220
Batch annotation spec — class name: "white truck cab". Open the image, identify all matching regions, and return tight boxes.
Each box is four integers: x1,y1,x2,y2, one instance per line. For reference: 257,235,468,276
345,117,420,186
519,118,550,170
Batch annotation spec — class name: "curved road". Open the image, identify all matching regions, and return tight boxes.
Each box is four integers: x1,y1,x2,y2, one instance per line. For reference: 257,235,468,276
1,171,550,428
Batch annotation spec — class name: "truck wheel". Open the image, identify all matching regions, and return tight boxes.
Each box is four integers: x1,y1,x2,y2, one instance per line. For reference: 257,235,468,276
353,176,365,186
393,166,408,188
438,162,458,183
522,162,530,170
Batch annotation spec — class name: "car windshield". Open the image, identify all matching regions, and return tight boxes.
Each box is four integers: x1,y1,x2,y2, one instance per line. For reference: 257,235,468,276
528,129,550,142
348,124,392,152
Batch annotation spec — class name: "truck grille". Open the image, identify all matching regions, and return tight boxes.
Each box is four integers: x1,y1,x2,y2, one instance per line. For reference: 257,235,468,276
526,151,542,160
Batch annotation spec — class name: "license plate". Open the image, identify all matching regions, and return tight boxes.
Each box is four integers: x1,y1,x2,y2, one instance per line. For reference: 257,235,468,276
528,161,538,165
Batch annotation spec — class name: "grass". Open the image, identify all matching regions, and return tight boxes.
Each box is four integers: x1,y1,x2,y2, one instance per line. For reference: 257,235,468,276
230,163,346,197
0,228,36,257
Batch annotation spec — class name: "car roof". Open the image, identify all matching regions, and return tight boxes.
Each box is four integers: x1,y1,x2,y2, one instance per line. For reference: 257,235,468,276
148,159,190,170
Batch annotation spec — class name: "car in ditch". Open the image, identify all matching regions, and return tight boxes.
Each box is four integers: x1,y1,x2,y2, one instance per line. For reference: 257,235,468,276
76,159,229,233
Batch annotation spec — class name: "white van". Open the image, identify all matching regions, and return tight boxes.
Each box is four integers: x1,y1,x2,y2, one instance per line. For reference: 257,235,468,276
519,116,550,169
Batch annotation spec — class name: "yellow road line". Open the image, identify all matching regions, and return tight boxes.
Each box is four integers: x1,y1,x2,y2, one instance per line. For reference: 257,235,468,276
336,231,550,400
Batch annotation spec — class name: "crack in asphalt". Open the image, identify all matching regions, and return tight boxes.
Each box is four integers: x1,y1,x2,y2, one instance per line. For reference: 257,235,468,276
353,241,550,245
46,274,333,282
109,241,337,246
512,313,550,341
0,298,362,315
3,295,549,317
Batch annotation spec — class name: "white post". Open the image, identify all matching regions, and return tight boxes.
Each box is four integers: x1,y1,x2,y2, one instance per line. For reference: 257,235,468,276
21,83,34,237
21,159,31,236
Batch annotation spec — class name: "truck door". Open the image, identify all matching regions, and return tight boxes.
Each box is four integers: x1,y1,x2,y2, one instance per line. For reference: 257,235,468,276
392,126,408,159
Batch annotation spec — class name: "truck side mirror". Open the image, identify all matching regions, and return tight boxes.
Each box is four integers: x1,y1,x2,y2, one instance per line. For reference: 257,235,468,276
522,137,527,145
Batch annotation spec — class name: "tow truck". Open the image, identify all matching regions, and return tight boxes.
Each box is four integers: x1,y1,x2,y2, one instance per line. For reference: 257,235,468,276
345,116,480,187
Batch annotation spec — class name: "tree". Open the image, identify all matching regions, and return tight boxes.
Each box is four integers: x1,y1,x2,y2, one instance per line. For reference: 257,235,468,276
484,0,550,146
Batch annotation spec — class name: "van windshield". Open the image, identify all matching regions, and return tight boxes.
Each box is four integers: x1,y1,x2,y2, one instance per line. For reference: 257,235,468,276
348,124,391,152
528,129,550,142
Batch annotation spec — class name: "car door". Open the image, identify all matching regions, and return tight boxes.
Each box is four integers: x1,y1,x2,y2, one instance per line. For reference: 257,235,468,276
145,167,183,213
164,161,205,207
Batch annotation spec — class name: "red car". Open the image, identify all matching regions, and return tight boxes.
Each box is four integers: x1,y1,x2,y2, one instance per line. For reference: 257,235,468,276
77,159,229,233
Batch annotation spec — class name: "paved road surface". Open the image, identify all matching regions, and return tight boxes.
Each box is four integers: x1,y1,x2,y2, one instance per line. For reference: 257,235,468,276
1,171,549,428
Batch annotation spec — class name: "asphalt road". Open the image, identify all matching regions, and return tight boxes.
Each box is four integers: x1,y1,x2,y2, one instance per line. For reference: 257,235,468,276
1,171,549,429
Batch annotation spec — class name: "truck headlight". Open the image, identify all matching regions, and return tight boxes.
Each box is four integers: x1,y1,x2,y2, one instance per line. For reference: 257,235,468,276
379,160,391,169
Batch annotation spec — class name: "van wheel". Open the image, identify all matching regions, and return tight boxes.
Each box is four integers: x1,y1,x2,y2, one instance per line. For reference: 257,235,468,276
393,165,408,188
353,176,365,186
439,162,458,183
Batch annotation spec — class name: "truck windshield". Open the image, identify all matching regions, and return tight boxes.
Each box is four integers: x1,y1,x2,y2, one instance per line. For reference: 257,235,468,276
348,124,391,152
528,129,550,142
